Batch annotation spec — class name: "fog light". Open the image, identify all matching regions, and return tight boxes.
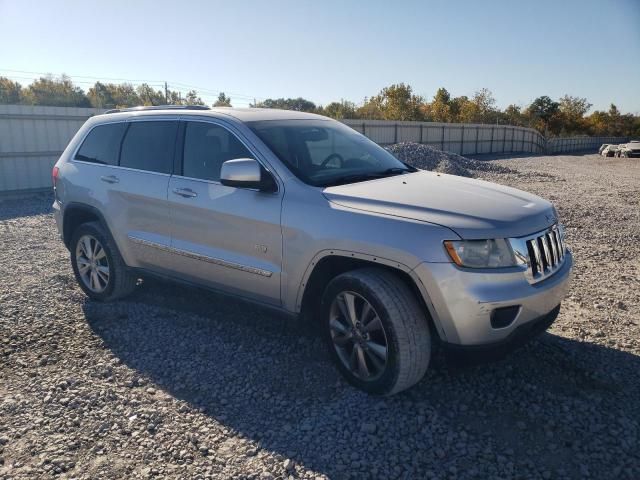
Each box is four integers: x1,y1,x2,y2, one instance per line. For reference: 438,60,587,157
490,306,520,328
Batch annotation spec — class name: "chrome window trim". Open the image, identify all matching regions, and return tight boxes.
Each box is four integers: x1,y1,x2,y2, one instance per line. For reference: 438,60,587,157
71,159,172,177
128,234,273,278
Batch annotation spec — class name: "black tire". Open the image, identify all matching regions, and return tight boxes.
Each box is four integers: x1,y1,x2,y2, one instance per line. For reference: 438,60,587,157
321,268,431,395
70,221,137,301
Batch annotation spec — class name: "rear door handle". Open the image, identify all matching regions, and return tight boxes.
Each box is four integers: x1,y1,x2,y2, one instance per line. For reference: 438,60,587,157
173,187,198,198
100,175,119,184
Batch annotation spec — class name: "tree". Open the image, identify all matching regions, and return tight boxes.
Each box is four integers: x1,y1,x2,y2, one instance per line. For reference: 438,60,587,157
213,92,232,107
359,83,424,121
22,75,90,107
110,83,140,107
526,96,560,134
136,83,165,106
87,82,115,108
88,82,144,108
472,88,497,123
502,104,526,126
425,87,452,122
167,90,184,105
253,97,317,112
557,95,592,134
0,77,23,104
355,97,383,119
448,95,468,122
453,88,497,123
185,90,205,105
322,100,358,119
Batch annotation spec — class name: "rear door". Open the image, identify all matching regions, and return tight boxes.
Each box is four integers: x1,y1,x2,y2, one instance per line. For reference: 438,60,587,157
103,119,178,273
167,119,283,305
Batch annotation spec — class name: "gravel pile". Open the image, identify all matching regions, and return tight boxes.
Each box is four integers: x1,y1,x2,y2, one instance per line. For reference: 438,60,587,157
1,155,639,479
386,142,516,177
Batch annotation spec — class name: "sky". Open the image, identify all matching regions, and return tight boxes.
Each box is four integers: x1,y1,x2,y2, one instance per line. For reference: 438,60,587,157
1,0,639,113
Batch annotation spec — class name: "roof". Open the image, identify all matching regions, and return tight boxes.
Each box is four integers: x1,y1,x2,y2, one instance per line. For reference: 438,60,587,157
96,106,328,123
209,107,327,122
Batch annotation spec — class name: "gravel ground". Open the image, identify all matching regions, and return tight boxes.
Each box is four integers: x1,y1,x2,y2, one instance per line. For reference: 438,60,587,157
1,153,639,479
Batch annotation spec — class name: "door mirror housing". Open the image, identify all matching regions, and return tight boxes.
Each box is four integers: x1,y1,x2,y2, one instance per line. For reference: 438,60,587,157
220,158,277,192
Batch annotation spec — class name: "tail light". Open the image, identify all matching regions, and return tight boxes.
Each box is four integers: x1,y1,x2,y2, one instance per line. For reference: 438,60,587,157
52,166,60,188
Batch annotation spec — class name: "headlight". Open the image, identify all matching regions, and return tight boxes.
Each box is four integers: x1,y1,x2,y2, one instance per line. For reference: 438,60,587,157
444,239,516,268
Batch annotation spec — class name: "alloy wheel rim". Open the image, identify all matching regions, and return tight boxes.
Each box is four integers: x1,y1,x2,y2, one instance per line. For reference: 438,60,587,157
329,291,388,381
76,234,110,293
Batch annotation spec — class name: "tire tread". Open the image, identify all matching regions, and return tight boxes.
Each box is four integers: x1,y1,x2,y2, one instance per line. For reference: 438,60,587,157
327,267,431,395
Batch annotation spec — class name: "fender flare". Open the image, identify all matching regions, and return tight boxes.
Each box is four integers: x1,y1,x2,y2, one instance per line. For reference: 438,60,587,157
62,202,118,250
295,249,447,341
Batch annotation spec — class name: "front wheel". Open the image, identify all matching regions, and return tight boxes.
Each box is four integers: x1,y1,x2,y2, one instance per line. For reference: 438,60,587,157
321,268,431,395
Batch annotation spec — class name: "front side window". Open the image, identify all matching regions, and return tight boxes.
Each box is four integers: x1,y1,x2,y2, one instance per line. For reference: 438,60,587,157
248,119,412,187
120,121,178,174
182,122,252,181
75,123,126,166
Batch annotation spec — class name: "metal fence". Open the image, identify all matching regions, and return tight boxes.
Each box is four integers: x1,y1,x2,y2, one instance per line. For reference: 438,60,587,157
343,120,628,156
546,136,628,154
341,119,546,155
0,105,631,194
0,104,102,194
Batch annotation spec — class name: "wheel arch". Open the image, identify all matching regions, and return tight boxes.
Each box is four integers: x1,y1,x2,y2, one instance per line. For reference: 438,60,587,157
62,202,116,250
297,250,447,340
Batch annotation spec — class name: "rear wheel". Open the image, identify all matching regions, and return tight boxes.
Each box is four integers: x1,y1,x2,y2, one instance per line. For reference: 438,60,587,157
70,222,137,301
321,268,431,395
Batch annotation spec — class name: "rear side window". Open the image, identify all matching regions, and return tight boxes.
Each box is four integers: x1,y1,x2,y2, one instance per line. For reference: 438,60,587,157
182,122,252,181
75,123,126,166
120,121,178,174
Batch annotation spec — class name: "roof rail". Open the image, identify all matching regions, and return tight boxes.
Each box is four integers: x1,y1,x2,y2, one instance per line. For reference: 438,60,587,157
104,105,211,114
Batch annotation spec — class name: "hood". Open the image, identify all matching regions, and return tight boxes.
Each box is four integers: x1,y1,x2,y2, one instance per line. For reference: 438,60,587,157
323,170,557,239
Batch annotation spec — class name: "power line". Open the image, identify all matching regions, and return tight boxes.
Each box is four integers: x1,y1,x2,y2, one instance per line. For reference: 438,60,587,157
0,68,166,84
0,68,266,103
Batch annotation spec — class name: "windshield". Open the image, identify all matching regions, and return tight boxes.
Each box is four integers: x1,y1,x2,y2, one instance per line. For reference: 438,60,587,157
247,119,413,187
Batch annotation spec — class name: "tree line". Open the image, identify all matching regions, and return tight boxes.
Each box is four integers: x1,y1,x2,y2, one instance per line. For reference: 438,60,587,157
1,75,637,137
0,75,232,110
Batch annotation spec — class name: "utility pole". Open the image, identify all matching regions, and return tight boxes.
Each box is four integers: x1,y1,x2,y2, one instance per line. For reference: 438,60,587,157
164,82,169,104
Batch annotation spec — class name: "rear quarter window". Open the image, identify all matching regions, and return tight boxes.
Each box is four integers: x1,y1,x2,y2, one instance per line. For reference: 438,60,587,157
120,121,178,174
75,123,127,166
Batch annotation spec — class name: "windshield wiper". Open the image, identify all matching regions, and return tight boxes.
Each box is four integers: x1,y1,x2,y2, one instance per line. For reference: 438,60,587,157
320,168,412,187
319,173,380,187
379,167,413,175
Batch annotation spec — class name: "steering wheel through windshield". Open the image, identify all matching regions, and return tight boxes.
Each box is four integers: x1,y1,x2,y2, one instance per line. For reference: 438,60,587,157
320,153,344,168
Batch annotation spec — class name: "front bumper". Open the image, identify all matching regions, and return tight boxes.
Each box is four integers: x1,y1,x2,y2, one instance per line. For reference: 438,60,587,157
413,251,573,346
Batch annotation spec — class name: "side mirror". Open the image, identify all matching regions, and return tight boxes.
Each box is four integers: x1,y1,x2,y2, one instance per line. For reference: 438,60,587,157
220,158,277,192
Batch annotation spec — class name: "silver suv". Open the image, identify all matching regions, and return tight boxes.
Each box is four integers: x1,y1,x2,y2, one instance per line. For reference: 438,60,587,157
53,106,573,395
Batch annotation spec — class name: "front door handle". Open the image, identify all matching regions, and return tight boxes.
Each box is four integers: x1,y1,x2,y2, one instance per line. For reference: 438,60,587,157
100,175,119,184
173,187,198,198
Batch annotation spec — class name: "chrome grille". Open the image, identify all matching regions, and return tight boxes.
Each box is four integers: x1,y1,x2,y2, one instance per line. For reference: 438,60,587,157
511,225,567,284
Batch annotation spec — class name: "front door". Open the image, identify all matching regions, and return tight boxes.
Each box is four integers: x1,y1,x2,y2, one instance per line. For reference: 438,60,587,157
167,120,283,305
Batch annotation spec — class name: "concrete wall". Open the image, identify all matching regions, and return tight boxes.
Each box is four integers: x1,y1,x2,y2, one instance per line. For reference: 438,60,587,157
0,105,630,194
